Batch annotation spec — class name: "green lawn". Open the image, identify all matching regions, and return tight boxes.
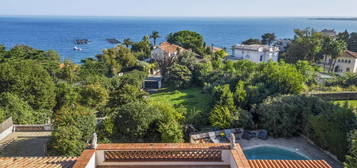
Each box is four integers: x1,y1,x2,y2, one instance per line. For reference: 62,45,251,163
334,100,357,108
149,87,212,126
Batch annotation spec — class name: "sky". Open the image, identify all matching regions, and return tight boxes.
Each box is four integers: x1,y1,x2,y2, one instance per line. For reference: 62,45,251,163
1,0,357,17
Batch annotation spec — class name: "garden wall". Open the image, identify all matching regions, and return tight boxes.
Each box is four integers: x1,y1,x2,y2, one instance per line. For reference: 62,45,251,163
309,92,357,101
0,117,14,141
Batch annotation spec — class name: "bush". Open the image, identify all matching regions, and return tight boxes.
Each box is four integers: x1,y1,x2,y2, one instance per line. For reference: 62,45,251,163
166,64,192,89
344,130,357,168
258,94,356,161
209,105,233,129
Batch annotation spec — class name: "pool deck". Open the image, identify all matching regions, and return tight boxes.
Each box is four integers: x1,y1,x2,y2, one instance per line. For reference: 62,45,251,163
237,136,342,168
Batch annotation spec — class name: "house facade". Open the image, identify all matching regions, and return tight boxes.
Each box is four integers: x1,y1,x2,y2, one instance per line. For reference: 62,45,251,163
231,44,279,63
151,42,186,61
324,50,357,73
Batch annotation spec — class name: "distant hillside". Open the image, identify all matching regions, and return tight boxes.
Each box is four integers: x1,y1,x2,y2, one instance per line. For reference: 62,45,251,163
310,17,357,21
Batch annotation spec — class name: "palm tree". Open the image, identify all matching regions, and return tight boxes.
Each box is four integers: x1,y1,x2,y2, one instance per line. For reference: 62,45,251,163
123,38,133,48
325,39,347,72
150,31,160,46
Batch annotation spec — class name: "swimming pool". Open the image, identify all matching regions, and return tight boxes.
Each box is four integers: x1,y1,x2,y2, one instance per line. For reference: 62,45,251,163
244,146,309,160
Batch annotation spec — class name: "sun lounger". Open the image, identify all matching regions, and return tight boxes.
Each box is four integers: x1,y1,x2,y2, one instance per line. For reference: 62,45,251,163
258,130,268,140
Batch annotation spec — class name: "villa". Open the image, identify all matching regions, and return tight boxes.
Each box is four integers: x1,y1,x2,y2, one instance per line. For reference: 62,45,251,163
230,44,279,63
0,118,337,168
320,29,337,37
151,42,186,62
323,50,357,73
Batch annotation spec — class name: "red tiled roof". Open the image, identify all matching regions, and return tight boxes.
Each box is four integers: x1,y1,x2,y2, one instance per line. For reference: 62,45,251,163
344,50,357,58
158,42,185,54
248,160,332,168
72,149,95,168
97,143,231,150
231,146,251,168
0,157,77,168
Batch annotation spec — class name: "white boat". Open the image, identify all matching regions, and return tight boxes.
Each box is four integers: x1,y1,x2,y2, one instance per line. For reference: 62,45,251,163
73,46,82,51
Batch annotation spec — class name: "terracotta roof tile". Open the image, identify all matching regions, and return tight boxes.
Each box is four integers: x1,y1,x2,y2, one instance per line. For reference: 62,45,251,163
345,50,357,58
158,42,185,54
72,149,95,168
248,160,332,168
96,143,231,150
0,157,77,168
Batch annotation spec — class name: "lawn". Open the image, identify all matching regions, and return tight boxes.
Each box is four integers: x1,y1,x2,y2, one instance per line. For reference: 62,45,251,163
149,87,212,126
334,100,357,108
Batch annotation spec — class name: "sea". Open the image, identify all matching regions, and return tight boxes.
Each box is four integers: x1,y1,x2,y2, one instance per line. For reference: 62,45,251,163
1,16,357,63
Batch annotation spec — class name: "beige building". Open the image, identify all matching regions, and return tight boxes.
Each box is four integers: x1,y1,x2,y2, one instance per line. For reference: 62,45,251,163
324,50,357,73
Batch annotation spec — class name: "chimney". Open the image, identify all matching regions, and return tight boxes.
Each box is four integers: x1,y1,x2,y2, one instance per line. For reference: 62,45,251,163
230,133,236,149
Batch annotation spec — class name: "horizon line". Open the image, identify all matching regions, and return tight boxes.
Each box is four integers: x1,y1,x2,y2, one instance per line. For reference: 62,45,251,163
0,14,357,18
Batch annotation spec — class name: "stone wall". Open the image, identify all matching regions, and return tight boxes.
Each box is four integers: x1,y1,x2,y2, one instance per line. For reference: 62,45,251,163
309,92,357,101
0,117,13,141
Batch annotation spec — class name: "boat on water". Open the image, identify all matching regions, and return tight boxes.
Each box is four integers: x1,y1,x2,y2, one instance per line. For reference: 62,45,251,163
73,46,82,51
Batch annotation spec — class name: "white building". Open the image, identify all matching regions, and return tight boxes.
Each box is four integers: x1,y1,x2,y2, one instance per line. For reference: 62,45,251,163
324,50,357,73
231,44,279,63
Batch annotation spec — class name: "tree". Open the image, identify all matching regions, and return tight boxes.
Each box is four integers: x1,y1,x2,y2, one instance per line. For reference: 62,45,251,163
258,95,312,137
123,38,134,48
112,101,160,141
107,84,146,108
53,105,96,142
259,62,305,95
51,104,96,156
348,33,357,52
131,36,152,59
261,33,276,45
241,39,261,45
213,84,236,109
150,31,160,46
57,60,79,83
234,81,247,107
0,60,56,111
286,28,323,63
150,102,184,143
0,92,35,124
321,37,347,72
50,125,85,156
344,130,357,168
96,46,137,74
337,30,350,43
213,50,228,60
166,64,192,89
209,105,233,129
80,84,109,108
54,83,80,111
308,106,355,160
295,60,318,85
167,31,205,55
257,94,356,160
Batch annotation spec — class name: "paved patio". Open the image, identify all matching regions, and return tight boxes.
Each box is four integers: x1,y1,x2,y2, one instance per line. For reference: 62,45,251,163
237,136,343,168
0,131,51,157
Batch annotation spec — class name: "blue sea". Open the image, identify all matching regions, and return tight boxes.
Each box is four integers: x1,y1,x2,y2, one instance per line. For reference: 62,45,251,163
1,16,357,63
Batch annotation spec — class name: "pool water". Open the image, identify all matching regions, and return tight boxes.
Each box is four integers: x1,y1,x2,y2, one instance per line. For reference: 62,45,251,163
244,146,309,160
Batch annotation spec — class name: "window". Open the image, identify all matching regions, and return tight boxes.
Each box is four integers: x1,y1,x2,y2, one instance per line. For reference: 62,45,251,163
347,68,350,72
349,60,351,64
259,55,263,62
